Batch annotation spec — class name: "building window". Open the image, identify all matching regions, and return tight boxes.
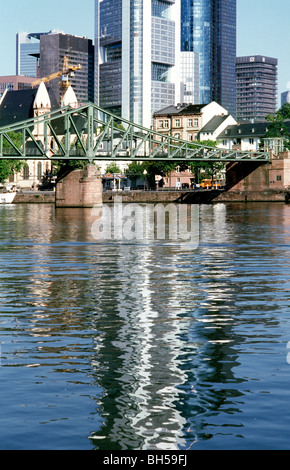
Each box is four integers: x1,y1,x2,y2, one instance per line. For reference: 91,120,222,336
164,120,169,128
37,162,42,180
174,119,181,128
188,134,193,141
249,138,254,145
23,164,29,180
276,175,282,181
159,120,164,128
188,119,193,127
194,119,199,127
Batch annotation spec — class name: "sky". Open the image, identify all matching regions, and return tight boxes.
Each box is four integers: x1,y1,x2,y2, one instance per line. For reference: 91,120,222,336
0,0,289,106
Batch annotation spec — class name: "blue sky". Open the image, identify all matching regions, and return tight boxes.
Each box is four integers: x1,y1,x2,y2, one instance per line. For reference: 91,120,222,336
0,0,289,106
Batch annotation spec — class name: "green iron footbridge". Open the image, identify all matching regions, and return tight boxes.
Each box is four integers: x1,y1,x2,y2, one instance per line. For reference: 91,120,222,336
0,102,270,163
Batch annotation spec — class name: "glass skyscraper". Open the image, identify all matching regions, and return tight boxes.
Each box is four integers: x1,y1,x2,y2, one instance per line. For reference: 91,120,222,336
181,0,236,116
16,30,63,78
16,33,40,77
95,0,181,127
39,33,95,106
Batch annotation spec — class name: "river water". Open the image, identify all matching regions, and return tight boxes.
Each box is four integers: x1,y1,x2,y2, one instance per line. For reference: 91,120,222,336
0,202,290,450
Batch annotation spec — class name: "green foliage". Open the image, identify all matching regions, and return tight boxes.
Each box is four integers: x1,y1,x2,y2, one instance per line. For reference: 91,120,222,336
100,121,126,132
124,161,146,181
195,161,225,181
126,161,177,187
0,160,23,184
265,103,290,150
125,139,225,186
277,103,290,120
105,162,122,174
0,132,25,184
53,160,93,180
186,140,225,182
142,161,177,187
5,132,23,149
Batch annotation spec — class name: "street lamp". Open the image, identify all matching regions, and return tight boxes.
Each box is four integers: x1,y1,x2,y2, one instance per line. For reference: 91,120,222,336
143,169,147,190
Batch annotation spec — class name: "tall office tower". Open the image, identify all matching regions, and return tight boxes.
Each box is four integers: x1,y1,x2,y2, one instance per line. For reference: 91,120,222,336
236,56,278,122
95,0,181,127
281,91,290,107
16,30,63,77
39,33,94,106
181,0,236,116
16,32,41,77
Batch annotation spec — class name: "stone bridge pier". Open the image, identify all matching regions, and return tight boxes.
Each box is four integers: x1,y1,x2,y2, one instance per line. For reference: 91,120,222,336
55,165,102,208
215,151,290,202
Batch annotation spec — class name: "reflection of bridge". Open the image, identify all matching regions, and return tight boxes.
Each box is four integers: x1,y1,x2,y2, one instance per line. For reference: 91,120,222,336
0,102,270,163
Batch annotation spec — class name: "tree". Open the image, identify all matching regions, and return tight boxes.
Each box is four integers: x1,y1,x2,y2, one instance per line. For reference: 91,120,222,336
186,140,224,183
0,160,25,185
125,160,177,188
125,161,146,186
105,162,122,174
143,161,177,187
277,103,290,120
53,159,93,180
265,103,290,150
0,132,25,184
125,139,225,187
198,161,225,181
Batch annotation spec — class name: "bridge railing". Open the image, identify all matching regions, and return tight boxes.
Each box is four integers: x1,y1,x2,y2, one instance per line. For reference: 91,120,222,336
0,102,271,163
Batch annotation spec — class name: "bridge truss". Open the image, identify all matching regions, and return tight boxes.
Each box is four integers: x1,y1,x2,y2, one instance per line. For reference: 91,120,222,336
0,102,270,163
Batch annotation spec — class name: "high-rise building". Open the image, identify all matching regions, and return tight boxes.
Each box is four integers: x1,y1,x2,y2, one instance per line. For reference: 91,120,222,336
16,32,39,77
236,55,278,122
16,30,63,78
39,33,94,106
281,91,290,107
95,0,181,127
181,0,236,116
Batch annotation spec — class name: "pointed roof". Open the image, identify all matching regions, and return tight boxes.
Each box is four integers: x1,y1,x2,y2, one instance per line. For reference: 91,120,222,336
153,103,206,117
200,115,232,133
0,85,58,128
0,89,37,127
62,85,78,108
33,81,51,109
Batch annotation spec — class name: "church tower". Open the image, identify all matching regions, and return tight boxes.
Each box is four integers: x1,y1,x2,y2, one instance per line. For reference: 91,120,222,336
33,81,51,139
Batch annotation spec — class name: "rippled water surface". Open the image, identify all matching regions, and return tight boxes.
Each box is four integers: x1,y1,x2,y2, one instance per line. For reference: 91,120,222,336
1,202,290,450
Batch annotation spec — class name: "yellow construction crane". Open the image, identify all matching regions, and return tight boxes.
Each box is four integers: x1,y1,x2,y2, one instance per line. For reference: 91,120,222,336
31,56,82,98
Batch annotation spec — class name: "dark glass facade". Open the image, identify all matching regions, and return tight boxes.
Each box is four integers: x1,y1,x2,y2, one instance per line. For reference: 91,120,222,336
181,0,236,116
39,34,94,106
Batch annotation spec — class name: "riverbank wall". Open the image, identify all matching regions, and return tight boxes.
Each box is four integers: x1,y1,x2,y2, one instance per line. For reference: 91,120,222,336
103,190,222,204
14,191,55,204
214,190,287,203
13,188,288,205
103,189,288,203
